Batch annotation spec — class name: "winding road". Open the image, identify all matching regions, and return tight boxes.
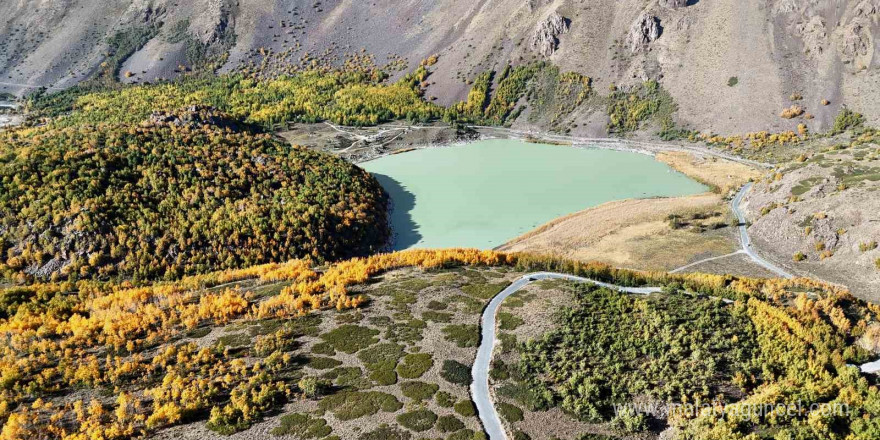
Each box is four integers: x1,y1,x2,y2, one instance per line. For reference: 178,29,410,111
731,183,794,279
670,183,794,278
470,184,805,439
470,273,661,440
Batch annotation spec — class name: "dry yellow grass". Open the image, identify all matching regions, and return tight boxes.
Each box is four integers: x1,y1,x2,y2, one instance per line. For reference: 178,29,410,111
498,152,758,271
498,193,738,271
656,151,763,193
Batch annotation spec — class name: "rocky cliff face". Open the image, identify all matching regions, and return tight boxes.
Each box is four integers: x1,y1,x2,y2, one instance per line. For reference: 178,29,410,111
627,13,662,53
529,12,570,56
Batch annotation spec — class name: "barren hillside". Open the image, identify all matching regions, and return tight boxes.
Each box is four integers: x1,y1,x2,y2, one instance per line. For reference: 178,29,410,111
4,0,880,135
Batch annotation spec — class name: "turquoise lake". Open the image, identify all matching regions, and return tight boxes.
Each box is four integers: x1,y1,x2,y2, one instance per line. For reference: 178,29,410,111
360,139,708,250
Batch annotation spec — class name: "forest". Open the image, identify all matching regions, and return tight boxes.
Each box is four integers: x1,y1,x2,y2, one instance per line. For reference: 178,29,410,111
519,276,880,439
0,106,389,282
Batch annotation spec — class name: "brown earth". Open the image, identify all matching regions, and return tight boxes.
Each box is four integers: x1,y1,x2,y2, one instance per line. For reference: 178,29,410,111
743,142,880,301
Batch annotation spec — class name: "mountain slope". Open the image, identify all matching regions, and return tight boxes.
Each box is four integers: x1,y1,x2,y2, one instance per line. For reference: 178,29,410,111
4,0,880,135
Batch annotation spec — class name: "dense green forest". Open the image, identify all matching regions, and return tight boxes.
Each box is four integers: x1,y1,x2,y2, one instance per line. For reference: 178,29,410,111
518,282,880,439
0,107,389,281
520,285,760,423
25,61,596,131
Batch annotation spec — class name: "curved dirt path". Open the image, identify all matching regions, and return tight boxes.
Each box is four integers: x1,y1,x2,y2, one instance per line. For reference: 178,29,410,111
470,273,661,440
731,183,794,279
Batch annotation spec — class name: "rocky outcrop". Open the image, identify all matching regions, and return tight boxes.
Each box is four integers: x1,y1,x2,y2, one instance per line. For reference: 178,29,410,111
659,0,688,9
628,13,662,53
798,16,828,58
148,105,256,132
839,22,872,59
529,12,570,56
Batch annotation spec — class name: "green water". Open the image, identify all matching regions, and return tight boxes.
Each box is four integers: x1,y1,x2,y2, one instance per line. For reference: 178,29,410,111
361,139,707,250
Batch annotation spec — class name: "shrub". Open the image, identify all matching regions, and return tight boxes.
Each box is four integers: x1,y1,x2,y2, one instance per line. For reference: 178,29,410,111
793,252,807,262
454,400,477,417
498,312,524,330
311,342,336,355
727,77,739,87
831,108,865,134
298,376,330,399
442,325,480,347
436,414,465,432
359,425,412,440
610,407,647,433
446,428,478,440
317,391,402,421
427,300,448,310
369,369,398,386
441,360,472,386
859,241,878,252
308,356,342,370
271,413,332,437
423,311,454,322
461,282,507,299
321,325,380,354
397,353,434,379
401,381,439,402
497,402,523,423
436,391,456,408
396,409,438,432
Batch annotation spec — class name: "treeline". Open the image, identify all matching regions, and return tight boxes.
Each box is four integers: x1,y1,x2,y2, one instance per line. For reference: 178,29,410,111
28,69,441,129
0,107,389,282
27,61,592,131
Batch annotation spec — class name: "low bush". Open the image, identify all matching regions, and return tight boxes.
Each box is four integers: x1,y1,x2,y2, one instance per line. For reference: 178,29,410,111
436,414,465,432
497,402,523,423
497,312,524,330
442,325,480,347
401,381,439,401
396,409,438,432
321,325,380,353
271,413,332,438
436,391,456,408
441,360,472,386
461,282,507,299
317,391,402,421
397,353,434,379
308,356,342,370
358,425,412,440
454,400,477,417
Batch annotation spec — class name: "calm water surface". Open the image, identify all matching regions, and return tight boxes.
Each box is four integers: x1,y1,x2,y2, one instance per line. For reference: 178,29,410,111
361,139,707,250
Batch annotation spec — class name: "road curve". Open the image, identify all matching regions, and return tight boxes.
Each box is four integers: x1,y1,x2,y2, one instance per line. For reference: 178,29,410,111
470,273,661,440
732,184,794,279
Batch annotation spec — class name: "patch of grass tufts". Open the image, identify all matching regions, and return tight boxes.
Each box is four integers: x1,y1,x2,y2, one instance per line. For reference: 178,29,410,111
321,325,380,354
397,352,434,379
442,324,480,347
317,391,402,421
401,381,439,401
271,413,332,437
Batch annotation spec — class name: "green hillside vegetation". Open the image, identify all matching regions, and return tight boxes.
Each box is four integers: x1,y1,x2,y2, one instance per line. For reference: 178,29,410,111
28,69,441,129
0,107,389,281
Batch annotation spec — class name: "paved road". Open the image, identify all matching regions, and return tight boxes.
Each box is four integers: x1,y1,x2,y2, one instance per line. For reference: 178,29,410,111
731,184,794,279
470,273,661,440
